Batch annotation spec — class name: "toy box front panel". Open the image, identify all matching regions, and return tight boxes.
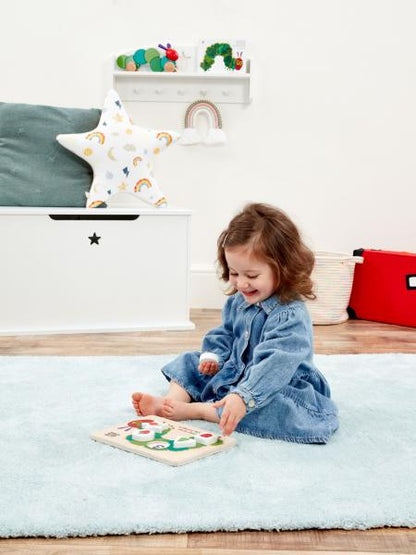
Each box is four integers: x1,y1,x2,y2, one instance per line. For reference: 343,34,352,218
0,208,192,333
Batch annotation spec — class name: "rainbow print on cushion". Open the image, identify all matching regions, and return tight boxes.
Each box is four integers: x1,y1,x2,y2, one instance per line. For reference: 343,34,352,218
134,178,151,192
178,100,226,146
56,89,180,208
156,132,173,146
86,132,105,144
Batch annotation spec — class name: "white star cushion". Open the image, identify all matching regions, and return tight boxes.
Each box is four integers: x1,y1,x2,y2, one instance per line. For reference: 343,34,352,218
56,89,179,208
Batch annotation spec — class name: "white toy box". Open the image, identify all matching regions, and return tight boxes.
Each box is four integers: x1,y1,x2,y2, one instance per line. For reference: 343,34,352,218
0,206,193,334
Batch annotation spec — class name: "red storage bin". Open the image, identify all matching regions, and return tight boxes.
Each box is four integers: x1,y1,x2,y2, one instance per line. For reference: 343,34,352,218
348,249,416,327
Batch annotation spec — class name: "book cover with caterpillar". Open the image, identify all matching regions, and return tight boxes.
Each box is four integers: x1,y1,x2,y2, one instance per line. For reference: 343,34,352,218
91,416,237,466
197,39,246,73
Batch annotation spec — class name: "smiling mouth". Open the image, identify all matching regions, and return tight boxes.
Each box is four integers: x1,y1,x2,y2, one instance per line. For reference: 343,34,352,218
242,290,257,296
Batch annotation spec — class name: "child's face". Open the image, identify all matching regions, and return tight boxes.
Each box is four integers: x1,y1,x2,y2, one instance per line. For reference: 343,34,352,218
225,245,276,304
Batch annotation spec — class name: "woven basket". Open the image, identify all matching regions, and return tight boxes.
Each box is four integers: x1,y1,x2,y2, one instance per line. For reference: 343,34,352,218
306,251,364,325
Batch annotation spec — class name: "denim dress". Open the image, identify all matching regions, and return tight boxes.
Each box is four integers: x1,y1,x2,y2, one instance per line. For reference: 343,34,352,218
161,293,338,443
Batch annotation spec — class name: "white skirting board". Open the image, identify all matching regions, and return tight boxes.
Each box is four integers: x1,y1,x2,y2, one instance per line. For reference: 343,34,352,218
190,264,225,309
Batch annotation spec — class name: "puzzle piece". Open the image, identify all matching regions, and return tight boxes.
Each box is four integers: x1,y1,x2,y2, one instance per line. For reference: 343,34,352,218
173,436,197,449
195,432,219,445
142,421,170,434
132,428,155,441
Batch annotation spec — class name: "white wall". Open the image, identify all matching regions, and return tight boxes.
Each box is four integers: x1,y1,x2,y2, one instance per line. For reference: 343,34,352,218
1,0,415,307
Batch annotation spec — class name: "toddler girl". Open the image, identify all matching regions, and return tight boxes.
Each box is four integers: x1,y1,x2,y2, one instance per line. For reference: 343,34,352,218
132,203,338,443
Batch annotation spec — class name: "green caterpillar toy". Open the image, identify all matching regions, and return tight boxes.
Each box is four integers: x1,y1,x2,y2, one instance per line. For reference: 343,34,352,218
200,43,243,72
117,43,178,72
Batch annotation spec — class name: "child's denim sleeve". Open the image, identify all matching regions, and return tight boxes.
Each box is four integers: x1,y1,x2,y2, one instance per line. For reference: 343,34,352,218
230,308,311,412
200,295,235,369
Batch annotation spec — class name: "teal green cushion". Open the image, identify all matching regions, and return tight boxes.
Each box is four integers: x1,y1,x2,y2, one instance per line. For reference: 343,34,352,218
0,102,101,206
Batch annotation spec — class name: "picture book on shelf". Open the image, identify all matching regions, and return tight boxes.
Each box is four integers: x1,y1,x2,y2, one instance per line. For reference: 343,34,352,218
197,39,247,73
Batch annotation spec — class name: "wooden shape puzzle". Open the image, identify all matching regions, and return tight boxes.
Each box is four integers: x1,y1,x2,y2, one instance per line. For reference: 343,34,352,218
91,415,236,466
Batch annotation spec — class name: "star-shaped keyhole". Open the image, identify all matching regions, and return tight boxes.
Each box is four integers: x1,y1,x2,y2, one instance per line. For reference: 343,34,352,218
88,233,101,245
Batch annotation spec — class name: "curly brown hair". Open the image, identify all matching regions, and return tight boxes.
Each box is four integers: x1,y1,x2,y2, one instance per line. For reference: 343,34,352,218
217,203,316,303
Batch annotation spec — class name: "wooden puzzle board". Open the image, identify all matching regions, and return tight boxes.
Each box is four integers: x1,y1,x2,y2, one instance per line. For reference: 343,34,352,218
91,416,237,466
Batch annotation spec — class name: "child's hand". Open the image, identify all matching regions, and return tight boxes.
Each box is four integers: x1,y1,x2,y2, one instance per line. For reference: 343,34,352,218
198,360,219,375
213,393,247,436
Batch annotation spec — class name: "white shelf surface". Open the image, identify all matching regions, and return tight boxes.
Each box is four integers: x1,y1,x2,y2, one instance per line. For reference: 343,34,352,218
113,71,250,80
108,58,253,104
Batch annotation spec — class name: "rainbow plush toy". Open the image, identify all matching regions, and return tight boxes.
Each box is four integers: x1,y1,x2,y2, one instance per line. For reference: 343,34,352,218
178,100,226,146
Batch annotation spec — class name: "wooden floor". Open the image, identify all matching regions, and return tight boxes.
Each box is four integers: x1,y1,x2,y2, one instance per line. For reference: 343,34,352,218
1,310,415,554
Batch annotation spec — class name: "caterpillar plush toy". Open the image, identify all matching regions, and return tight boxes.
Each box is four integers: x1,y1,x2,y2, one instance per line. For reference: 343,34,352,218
117,43,178,72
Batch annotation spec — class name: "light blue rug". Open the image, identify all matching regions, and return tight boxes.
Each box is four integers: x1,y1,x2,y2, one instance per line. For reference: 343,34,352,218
0,354,415,538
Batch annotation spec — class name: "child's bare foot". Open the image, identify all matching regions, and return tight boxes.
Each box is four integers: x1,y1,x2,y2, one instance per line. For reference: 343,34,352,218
132,393,219,423
132,392,143,415
162,398,219,423
132,392,167,417
161,398,191,420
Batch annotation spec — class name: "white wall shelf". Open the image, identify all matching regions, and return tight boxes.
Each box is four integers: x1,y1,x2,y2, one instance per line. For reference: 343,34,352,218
106,57,253,104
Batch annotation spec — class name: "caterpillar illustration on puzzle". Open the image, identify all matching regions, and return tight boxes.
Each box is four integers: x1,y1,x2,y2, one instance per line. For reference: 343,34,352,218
199,42,244,72
116,43,178,72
